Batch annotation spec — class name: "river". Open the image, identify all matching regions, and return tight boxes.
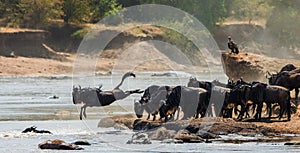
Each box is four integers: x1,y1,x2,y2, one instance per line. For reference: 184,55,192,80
0,72,299,152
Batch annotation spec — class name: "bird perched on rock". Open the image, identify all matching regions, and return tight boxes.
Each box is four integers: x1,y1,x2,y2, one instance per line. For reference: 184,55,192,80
227,36,239,54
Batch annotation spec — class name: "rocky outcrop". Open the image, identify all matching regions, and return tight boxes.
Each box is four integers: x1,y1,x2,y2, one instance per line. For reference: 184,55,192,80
222,52,300,82
100,115,280,143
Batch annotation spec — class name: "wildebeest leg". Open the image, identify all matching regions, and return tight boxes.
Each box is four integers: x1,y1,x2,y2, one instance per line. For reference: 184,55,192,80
80,105,86,120
176,107,181,120
267,103,274,120
153,114,156,121
295,88,299,104
287,96,291,121
255,102,263,121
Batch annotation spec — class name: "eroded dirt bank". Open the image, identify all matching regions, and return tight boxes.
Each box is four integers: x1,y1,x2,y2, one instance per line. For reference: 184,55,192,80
222,52,300,82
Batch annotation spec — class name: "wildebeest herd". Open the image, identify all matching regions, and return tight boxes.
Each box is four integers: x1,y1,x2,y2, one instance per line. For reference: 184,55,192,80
72,64,299,122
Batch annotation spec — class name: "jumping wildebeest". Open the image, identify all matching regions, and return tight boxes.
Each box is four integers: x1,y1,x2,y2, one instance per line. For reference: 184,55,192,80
251,83,291,121
72,72,143,120
159,86,208,122
134,85,173,120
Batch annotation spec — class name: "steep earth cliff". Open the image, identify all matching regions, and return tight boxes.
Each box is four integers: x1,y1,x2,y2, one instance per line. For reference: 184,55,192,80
222,52,300,82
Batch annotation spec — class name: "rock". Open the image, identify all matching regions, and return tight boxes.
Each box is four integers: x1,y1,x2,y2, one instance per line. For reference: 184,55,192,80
113,123,130,130
98,117,116,128
22,126,52,134
284,142,300,145
221,52,300,82
38,139,84,150
174,130,203,143
127,133,151,144
147,127,176,140
196,130,220,139
161,139,184,144
185,125,200,133
133,119,161,131
151,72,177,77
72,140,91,146
49,95,59,99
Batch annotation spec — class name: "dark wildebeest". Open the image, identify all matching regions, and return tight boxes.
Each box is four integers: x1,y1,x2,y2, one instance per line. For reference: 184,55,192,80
134,85,173,120
159,86,208,122
187,77,234,118
72,72,143,120
280,64,297,72
267,71,300,102
225,84,254,120
251,83,291,121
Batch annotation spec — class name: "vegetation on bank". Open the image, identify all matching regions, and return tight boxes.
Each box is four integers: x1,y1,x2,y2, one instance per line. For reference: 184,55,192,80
1,0,300,52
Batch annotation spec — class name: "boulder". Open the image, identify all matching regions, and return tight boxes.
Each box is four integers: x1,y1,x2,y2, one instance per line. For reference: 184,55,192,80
72,140,91,146
174,130,203,143
127,133,151,144
221,52,300,82
196,130,220,139
161,139,184,144
147,127,176,140
38,139,83,150
98,117,116,128
133,119,161,131
113,123,130,130
284,142,300,145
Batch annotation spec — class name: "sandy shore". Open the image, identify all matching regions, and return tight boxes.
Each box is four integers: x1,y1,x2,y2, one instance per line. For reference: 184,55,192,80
0,55,122,76
0,55,74,76
0,54,206,76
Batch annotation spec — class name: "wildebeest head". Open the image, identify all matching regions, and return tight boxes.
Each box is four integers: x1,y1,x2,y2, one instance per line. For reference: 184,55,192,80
138,88,151,104
72,86,81,104
134,101,144,118
138,85,160,104
187,77,198,87
266,71,279,85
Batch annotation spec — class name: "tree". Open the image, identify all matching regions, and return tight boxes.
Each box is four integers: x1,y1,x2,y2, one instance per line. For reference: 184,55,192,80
226,0,272,24
61,0,90,24
139,0,228,31
18,0,61,28
266,0,300,48
88,0,122,23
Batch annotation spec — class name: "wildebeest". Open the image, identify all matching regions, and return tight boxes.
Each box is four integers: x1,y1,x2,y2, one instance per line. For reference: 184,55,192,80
280,64,297,72
134,85,173,120
22,126,52,134
159,86,208,122
267,71,300,102
187,77,234,118
72,72,143,120
250,83,291,121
